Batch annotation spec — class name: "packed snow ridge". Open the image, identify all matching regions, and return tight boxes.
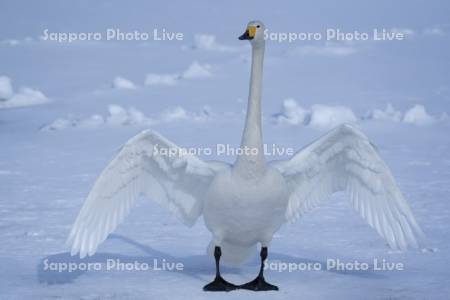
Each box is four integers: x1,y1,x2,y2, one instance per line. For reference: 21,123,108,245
42,105,212,131
145,61,212,86
364,103,447,125
111,76,138,90
0,76,49,109
272,98,357,129
293,43,358,57
273,98,446,129
188,34,239,52
0,36,34,47
43,99,447,131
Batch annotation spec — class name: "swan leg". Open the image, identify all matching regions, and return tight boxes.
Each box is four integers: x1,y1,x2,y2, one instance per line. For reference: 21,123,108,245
240,247,279,291
203,246,238,292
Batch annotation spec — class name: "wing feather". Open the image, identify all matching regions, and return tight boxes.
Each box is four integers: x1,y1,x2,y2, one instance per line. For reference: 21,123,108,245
67,130,229,258
272,124,424,250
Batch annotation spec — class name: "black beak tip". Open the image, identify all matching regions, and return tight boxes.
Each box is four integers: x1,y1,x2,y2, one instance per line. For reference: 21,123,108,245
238,30,252,40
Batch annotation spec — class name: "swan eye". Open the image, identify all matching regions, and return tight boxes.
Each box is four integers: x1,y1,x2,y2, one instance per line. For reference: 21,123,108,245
256,25,261,28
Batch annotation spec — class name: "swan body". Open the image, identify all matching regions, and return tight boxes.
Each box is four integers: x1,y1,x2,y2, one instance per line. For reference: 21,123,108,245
204,166,288,263
67,21,424,290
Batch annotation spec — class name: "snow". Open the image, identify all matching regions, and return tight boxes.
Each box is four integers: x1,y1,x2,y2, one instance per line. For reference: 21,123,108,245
423,26,445,36
160,106,189,122
0,87,49,109
272,98,309,125
1,1,450,299
0,76,49,109
273,99,357,129
112,76,138,90
190,34,238,52
42,105,153,130
106,105,151,126
79,114,106,128
145,73,179,86
3,116,450,299
403,104,436,125
390,27,416,37
308,104,358,129
293,44,358,57
0,36,33,46
364,104,443,125
0,76,14,99
275,100,443,128
42,105,213,130
364,104,403,122
144,61,212,86
182,61,212,79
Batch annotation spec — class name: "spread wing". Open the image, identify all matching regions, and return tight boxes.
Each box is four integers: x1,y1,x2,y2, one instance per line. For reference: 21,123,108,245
67,129,228,258
272,124,425,250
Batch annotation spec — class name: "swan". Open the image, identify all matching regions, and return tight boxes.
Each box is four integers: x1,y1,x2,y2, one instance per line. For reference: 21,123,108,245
66,20,425,292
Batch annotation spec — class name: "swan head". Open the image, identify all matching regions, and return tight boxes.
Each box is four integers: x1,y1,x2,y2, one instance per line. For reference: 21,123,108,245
239,20,265,47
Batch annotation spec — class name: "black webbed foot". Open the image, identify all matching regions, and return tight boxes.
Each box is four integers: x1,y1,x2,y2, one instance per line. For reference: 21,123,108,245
203,275,239,292
240,276,279,291
240,246,279,291
203,246,239,292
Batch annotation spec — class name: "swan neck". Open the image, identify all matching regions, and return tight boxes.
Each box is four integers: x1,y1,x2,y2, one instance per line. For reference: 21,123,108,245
235,44,266,175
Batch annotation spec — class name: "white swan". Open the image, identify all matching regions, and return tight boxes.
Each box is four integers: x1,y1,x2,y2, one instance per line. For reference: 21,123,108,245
67,21,425,292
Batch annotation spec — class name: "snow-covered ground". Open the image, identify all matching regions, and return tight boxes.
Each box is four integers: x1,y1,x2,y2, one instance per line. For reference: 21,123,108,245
1,1,450,299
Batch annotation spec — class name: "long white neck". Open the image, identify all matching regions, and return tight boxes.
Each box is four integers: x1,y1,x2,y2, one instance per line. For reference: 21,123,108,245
234,43,266,176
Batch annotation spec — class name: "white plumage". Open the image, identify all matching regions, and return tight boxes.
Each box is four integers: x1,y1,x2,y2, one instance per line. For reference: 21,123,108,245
67,130,229,258
272,124,424,250
67,21,424,266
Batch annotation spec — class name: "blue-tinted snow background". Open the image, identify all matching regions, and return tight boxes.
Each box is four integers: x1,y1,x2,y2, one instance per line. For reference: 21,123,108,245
1,0,450,299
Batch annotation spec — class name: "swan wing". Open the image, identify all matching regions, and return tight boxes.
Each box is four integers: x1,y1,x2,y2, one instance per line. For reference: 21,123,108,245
67,129,226,258
272,124,424,250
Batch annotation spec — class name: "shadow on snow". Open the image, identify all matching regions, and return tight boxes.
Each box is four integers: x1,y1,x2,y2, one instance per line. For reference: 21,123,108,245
37,234,383,285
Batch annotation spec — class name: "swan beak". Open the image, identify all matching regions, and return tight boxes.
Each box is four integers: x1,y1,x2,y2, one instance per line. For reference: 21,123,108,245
239,26,256,40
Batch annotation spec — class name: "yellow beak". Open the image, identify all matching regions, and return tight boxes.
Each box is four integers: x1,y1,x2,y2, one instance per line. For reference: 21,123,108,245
247,26,257,38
